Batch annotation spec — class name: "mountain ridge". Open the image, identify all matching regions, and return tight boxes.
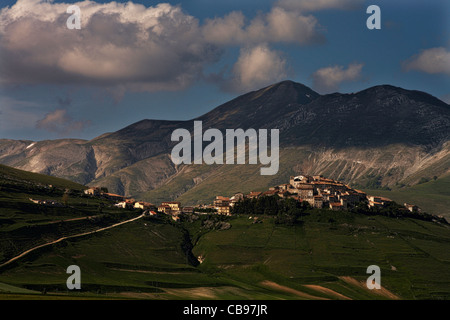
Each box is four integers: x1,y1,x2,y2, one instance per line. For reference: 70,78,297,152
1,80,449,215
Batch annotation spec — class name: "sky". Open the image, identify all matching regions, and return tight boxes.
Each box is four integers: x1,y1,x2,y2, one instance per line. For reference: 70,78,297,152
0,0,449,141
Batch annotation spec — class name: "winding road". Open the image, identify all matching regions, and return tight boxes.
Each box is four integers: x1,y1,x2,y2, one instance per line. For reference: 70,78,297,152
0,213,145,269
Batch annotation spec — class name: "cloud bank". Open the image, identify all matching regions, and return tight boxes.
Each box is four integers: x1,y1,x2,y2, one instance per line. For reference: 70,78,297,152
0,0,220,92
276,0,363,12
230,45,288,92
202,7,324,46
0,0,325,94
403,47,450,75
36,109,91,135
311,63,363,93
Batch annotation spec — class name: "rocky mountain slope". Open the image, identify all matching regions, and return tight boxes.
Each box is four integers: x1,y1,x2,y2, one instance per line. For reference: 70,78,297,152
1,81,449,211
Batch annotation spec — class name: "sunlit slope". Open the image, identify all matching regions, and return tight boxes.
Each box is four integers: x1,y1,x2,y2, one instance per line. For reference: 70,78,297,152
1,212,449,300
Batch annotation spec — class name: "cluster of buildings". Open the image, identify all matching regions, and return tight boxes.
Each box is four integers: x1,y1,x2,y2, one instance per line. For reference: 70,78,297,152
83,174,421,219
207,175,368,214
84,187,195,221
210,175,401,214
29,198,64,207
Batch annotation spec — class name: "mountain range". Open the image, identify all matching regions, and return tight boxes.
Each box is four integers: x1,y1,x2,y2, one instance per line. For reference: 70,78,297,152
1,80,449,214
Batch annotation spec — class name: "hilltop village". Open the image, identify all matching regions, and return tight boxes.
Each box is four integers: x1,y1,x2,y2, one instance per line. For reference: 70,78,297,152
81,174,422,220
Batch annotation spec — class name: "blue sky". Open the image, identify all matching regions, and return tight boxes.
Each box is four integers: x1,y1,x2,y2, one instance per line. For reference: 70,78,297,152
0,0,449,141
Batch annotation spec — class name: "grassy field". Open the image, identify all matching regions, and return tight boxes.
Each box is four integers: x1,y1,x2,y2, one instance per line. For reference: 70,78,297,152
1,163,449,300
0,164,86,191
1,211,449,300
0,163,141,272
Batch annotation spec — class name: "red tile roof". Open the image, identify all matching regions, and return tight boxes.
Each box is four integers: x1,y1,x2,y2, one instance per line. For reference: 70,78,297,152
330,202,342,207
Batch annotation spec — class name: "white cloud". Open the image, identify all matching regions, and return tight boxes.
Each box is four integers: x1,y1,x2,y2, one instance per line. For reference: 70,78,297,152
312,63,363,93
276,0,363,12
202,11,247,46
228,45,288,92
265,7,324,44
202,6,324,46
403,47,450,75
0,0,325,95
36,109,91,135
0,0,220,92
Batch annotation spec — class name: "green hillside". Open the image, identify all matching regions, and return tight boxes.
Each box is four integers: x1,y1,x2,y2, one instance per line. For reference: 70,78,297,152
0,164,87,191
362,174,450,218
1,210,449,300
1,163,449,300
0,164,141,269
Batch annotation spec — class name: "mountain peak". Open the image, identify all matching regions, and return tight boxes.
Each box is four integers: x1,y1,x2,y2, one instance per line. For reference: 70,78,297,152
356,84,449,108
251,80,320,102
197,80,319,129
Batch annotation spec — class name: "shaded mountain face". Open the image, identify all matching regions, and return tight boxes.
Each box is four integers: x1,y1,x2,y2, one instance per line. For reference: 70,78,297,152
114,81,450,148
197,80,320,130
0,80,449,201
279,85,450,148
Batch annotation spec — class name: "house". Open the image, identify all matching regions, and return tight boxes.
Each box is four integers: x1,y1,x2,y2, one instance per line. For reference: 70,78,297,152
368,195,391,208
172,215,180,222
158,204,172,214
327,195,338,203
215,205,231,215
278,191,292,198
367,195,382,203
404,203,419,212
304,198,315,207
287,186,299,194
290,175,312,188
297,185,314,199
182,206,194,214
114,201,128,209
329,202,343,211
313,195,323,208
368,200,383,208
262,190,278,197
214,196,230,207
230,193,244,206
134,201,154,210
340,192,361,204
161,201,181,214
232,192,245,200
277,184,292,192
84,187,101,196
29,199,64,207
247,191,262,199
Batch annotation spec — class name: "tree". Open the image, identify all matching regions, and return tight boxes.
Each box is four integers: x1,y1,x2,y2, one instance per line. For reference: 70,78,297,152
62,193,69,206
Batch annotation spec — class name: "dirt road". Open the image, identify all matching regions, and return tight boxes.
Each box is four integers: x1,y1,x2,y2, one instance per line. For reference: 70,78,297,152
0,214,145,269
